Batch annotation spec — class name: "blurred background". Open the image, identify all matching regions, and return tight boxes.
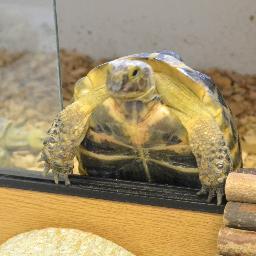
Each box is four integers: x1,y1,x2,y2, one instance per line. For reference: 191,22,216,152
57,0,256,74
0,0,255,172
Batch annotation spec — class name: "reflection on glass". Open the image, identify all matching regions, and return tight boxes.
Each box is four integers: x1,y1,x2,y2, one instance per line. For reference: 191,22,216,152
0,0,61,171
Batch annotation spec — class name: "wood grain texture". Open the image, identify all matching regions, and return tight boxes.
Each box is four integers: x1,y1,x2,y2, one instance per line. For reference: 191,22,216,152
224,202,256,231
0,187,222,256
235,168,256,175
218,227,256,256
226,172,256,203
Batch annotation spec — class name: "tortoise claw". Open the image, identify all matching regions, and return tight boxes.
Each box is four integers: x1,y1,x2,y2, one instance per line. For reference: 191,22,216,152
43,164,50,176
206,189,216,203
197,185,224,205
42,163,71,186
53,172,59,184
216,188,224,206
196,186,208,196
64,174,71,186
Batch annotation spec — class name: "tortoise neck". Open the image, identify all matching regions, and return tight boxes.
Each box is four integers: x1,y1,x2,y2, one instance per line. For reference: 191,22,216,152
113,97,159,123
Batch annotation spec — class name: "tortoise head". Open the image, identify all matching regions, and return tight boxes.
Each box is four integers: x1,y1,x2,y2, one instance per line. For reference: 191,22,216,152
106,59,155,101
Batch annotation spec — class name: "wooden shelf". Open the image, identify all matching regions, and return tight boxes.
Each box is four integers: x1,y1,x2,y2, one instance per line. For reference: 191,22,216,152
0,169,223,255
0,187,222,256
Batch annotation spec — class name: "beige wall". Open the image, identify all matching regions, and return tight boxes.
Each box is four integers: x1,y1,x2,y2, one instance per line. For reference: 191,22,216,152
56,0,256,74
0,0,57,52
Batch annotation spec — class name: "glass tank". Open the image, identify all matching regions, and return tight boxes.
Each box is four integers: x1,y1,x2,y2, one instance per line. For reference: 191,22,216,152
0,0,255,181
0,0,61,172
56,0,256,170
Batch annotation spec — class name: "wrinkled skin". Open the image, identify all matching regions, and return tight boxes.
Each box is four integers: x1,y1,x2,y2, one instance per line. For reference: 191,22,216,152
41,52,241,205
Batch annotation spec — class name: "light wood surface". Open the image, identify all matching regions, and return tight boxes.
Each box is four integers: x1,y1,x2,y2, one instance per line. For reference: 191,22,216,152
226,172,256,204
0,187,222,256
224,202,256,231
218,227,256,256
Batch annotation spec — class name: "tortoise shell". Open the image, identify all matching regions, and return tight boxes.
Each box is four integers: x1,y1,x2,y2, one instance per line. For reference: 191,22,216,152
76,51,242,187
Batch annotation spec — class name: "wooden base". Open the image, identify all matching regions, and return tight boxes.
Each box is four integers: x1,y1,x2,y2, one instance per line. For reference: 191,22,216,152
217,169,256,255
218,227,256,256
0,187,222,256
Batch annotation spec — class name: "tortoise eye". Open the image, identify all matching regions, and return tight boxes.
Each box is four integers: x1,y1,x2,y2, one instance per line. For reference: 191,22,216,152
132,69,139,77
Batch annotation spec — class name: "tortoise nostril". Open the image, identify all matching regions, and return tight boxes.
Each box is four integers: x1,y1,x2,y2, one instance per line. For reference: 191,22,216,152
132,69,139,77
122,74,129,85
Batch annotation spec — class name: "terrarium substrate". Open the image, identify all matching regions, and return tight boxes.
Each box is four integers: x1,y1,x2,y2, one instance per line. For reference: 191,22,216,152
0,49,255,172
0,49,60,171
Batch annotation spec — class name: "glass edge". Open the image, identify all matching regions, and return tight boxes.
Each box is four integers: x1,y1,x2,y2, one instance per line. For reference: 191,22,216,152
53,0,63,110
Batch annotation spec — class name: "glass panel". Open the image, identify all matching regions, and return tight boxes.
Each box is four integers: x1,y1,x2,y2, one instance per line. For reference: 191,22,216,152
56,0,255,185
0,0,61,172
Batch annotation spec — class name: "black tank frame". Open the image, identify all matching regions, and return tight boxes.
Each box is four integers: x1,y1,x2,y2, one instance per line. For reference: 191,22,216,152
0,168,224,214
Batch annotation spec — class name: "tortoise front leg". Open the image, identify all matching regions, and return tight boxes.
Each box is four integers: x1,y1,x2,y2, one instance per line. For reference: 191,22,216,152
41,83,109,185
41,100,91,185
165,105,232,205
155,73,233,205
189,118,232,205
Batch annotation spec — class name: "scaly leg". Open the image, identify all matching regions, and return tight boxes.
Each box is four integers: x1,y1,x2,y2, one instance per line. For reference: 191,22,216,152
41,83,109,185
162,103,232,205
189,119,232,205
154,70,233,205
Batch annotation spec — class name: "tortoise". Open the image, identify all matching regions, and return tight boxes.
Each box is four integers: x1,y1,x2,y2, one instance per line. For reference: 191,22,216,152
41,50,242,205
0,117,44,167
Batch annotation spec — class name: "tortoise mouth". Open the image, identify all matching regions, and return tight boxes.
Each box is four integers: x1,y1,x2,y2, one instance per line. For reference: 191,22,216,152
109,86,156,101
